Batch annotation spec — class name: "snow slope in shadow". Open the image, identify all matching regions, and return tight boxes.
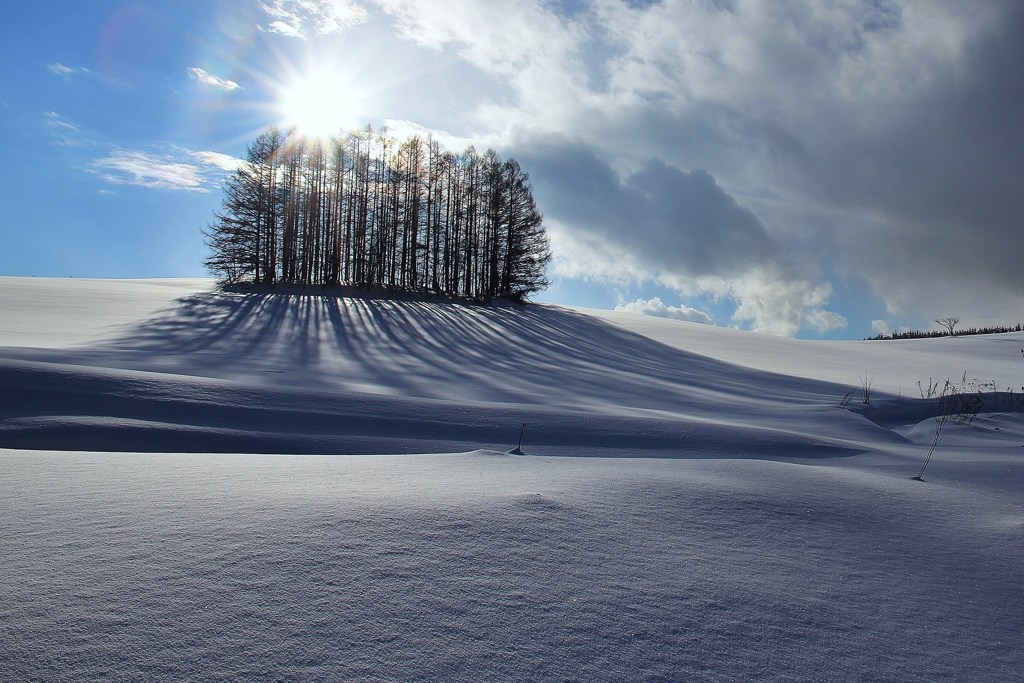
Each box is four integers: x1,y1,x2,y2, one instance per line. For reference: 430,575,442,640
0,287,887,457
2,279,1022,459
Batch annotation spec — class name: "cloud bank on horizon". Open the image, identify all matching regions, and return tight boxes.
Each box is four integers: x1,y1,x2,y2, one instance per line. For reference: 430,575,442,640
5,0,1024,337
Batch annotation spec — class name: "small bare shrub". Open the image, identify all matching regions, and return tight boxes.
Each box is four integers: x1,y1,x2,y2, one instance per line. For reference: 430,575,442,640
913,373,983,481
858,372,876,405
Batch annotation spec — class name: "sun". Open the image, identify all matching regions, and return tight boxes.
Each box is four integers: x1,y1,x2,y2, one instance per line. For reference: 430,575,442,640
278,69,361,140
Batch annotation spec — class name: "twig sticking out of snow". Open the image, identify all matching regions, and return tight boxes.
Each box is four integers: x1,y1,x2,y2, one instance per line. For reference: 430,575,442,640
509,423,527,455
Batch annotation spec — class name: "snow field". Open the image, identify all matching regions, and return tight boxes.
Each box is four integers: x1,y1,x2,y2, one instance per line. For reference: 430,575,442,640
1,277,1022,681
3,451,1020,682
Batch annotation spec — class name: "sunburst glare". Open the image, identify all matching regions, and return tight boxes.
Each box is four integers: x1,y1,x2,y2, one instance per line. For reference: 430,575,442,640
278,68,362,140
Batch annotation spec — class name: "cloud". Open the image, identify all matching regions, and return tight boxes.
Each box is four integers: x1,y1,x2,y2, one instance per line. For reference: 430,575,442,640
378,0,577,69
517,140,775,277
514,135,843,335
90,148,239,192
799,4,1024,322
188,150,244,172
717,265,846,337
187,67,240,91
380,119,486,154
260,0,367,38
48,63,90,79
577,0,1024,328
802,308,848,335
44,111,85,147
375,0,592,128
361,0,1024,333
615,297,713,325
91,151,207,191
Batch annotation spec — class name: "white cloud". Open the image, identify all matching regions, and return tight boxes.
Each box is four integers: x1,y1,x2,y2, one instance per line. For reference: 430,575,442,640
189,150,244,172
872,320,892,336
545,225,643,287
547,223,846,337
803,309,849,335
90,148,239,192
43,111,84,146
378,0,576,69
615,297,713,325
375,0,592,127
260,0,367,38
727,266,846,337
187,67,240,91
380,119,488,154
91,150,207,191
48,63,90,79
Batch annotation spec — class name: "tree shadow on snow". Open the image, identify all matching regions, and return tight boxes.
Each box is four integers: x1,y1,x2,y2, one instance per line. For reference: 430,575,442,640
80,290,851,408
0,290,881,458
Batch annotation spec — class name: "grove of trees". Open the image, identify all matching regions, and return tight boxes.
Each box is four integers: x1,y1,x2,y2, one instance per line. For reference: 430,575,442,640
204,126,551,301
867,323,1024,340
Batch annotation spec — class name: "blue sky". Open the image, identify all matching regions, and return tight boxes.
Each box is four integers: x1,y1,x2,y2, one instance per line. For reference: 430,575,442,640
3,1,1023,338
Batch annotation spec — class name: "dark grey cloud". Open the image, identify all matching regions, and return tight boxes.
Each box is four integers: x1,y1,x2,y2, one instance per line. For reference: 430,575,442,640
515,137,777,279
790,2,1024,317
861,0,901,33
512,135,842,335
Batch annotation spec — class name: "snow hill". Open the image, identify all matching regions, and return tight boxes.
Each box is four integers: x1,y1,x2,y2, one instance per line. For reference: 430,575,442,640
2,277,1022,681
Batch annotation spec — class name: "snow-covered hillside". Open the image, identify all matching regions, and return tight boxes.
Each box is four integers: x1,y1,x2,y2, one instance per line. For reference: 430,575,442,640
2,277,1021,681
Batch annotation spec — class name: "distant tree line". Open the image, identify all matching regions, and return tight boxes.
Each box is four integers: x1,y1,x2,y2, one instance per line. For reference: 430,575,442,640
867,323,1024,341
204,126,551,301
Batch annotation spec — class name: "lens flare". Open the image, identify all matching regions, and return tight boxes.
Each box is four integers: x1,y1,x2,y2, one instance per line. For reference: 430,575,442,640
278,69,361,139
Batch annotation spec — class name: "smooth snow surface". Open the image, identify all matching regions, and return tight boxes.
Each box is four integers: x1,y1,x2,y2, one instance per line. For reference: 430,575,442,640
1,278,1022,681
